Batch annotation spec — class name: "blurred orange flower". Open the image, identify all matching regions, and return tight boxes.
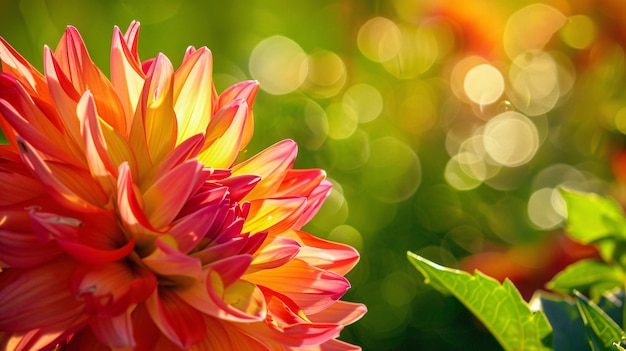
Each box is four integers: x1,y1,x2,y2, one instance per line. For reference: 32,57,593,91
0,22,365,350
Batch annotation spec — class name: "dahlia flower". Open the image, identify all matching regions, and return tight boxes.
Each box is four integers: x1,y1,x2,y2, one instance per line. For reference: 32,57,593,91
0,22,365,350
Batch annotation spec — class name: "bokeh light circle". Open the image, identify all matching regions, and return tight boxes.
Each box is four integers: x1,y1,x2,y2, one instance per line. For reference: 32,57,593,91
357,17,402,62
482,111,539,167
303,49,347,98
343,84,383,124
527,187,567,229
463,64,505,105
249,35,308,95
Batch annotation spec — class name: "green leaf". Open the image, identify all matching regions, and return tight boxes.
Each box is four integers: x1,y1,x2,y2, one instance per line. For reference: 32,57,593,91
534,293,589,351
407,251,553,351
559,189,626,244
574,291,626,351
547,260,623,297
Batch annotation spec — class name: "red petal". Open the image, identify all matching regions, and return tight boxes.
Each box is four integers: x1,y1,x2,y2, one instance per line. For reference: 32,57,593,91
146,288,206,349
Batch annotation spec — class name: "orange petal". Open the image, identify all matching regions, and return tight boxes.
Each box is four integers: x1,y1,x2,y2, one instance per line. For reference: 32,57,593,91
198,317,271,351
43,45,85,153
132,53,177,165
17,138,108,212
80,91,119,194
110,23,145,132
53,26,127,134
244,259,349,314
197,99,248,168
232,139,297,200
0,166,45,206
0,37,50,99
242,197,307,235
0,74,82,165
173,46,213,144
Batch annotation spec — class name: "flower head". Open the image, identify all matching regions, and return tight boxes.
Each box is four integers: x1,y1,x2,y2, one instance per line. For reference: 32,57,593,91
0,22,365,350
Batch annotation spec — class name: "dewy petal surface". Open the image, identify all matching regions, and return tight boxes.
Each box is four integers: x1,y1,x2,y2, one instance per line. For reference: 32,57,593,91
0,22,365,351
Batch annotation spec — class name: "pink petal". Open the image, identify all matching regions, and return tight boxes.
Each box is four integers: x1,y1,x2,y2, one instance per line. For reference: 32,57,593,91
142,159,206,229
291,230,360,276
294,179,332,229
307,301,367,326
142,236,203,280
249,236,301,271
217,80,259,149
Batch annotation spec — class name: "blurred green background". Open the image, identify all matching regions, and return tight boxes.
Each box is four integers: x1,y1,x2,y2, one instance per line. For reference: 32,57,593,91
4,0,626,349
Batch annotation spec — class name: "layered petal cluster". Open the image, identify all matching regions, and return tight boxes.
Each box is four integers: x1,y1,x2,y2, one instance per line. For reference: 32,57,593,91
0,22,365,350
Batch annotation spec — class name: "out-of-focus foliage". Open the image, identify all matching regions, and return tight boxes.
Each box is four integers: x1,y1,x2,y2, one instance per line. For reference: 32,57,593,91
3,0,626,349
